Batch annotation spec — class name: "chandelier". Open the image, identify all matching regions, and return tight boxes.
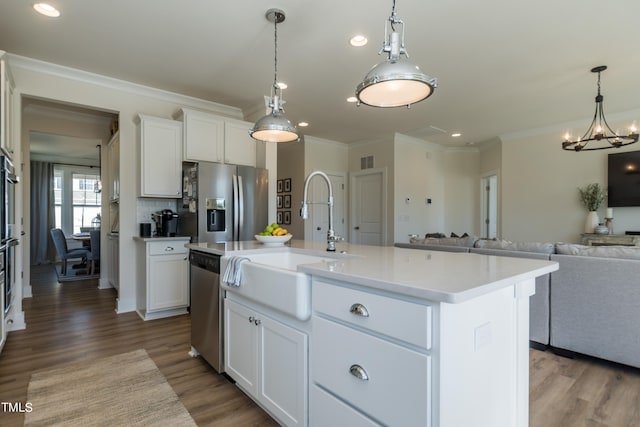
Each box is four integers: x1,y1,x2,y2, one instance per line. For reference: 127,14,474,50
355,0,437,108
562,66,638,151
249,9,300,143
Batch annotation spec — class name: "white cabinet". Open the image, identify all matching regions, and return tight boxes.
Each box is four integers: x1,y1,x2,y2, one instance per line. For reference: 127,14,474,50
107,131,120,202
225,298,307,427
1,51,15,158
176,108,224,163
224,119,256,166
176,108,256,166
136,238,189,320
107,234,119,291
311,280,431,427
137,114,182,198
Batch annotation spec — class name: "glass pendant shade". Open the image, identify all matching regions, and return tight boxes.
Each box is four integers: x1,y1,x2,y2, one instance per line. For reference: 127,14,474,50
356,57,436,107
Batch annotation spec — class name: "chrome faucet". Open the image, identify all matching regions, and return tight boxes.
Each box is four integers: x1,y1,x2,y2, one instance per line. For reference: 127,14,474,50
300,171,338,252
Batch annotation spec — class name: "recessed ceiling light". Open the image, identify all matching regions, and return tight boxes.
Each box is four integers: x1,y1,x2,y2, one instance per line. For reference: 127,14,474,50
276,81,287,90
33,3,60,17
346,96,358,103
298,122,309,127
349,35,368,47
451,133,462,138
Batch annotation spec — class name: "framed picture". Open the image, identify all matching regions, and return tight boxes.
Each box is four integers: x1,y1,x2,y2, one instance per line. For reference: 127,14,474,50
284,194,291,209
284,210,291,225
277,179,283,193
277,195,283,209
284,178,291,193
277,211,283,224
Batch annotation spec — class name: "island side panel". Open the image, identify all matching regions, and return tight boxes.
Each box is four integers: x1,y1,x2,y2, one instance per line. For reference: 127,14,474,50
437,279,533,427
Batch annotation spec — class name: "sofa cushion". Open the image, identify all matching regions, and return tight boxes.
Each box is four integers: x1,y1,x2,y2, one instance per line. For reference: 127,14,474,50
555,243,640,260
410,236,478,248
474,239,555,254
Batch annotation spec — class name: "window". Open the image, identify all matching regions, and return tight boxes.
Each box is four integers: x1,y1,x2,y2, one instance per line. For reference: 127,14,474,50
54,165,102,234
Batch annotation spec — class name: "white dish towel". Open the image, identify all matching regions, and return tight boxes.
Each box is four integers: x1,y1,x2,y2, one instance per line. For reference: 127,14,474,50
222,256,250,287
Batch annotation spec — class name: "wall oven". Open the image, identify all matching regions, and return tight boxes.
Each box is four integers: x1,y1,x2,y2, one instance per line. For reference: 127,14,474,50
1,156,18,314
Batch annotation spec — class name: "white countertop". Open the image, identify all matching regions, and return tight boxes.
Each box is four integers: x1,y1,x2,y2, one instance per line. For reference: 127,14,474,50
187,240,558,304
133,235,191,242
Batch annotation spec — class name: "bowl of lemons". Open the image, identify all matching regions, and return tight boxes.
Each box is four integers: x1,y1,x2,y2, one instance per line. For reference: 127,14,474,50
255,223,292,246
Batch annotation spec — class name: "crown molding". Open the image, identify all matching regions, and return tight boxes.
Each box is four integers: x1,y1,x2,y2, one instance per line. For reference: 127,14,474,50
7,53,243,120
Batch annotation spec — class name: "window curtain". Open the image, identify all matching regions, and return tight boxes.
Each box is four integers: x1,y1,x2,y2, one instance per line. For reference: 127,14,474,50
30,161,56,265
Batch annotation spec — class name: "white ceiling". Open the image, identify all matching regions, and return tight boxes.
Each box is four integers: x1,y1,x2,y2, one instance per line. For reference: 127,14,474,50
2,0,640,147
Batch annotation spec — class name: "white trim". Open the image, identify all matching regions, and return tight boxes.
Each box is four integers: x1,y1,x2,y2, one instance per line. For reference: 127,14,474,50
8,53,244,120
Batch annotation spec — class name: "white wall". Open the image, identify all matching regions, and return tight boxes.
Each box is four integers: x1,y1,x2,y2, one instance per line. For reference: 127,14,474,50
501,109,640,243
444,149,481,236
12,54,244,315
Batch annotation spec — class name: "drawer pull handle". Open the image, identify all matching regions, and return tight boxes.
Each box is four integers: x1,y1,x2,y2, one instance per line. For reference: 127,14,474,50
248,316,255,323
254,318,261,326
165,246,174,251
349,303,369,317
349,364,369,381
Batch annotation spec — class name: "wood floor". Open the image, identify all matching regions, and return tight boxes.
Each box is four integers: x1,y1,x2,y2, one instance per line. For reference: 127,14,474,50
2,264,640,426
0,265,278,427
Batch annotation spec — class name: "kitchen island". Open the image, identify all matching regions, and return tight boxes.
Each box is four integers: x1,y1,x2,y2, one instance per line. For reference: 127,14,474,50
187,240,558,427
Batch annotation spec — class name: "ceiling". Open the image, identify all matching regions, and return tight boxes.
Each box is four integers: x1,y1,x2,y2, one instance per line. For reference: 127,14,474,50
2,0,640,147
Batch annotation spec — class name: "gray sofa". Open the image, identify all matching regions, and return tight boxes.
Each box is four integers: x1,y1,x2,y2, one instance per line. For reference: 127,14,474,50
397,237,640,368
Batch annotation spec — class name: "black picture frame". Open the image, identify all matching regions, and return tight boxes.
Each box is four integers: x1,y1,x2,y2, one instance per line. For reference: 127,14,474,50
277,195,283,209
284,210,291,225
284,194,291,209
284,178,291,192
277,211,283,224
277,179,283,193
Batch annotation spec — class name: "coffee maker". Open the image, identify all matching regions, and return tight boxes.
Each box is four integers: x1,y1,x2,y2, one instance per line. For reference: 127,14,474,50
153,209,179,237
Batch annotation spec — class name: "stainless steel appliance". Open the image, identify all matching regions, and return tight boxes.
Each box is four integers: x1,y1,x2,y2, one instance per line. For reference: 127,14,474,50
178,162,268,243
1,156,18,314
188,250,223,372
152,209,178,237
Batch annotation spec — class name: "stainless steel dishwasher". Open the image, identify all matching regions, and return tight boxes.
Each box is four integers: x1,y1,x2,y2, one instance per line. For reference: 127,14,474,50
188,250,224,373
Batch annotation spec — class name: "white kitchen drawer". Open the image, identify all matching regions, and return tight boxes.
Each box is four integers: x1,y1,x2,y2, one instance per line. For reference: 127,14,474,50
312,316,430,427
148,240,188,256
310,385,381,427
313,279,432,350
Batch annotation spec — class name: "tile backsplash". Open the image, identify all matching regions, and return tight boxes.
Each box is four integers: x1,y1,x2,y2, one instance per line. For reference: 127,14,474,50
136,198,178,235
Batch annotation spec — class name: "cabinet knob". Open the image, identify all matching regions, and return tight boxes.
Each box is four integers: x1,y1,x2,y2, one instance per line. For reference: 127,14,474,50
349,303,369,317
349,364,369,381
254,318,261,326
248,316,255,323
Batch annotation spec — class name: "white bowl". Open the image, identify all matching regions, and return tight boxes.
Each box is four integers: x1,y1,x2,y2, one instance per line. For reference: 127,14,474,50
254,234,293,246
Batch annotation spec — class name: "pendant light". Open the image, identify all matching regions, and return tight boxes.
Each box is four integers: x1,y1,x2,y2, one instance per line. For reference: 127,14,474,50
562,66,638,151
250,9,300,143
355,0,438,108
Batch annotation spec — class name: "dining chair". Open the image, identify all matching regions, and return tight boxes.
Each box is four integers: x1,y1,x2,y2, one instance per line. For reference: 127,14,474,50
50,228,90,276
86,229,101,275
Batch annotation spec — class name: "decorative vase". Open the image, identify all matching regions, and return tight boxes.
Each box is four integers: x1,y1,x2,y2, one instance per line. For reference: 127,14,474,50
594,224,609,235
584,211,599,233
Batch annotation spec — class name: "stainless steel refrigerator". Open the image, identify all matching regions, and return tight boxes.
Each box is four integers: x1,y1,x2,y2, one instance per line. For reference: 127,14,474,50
178,161,268,243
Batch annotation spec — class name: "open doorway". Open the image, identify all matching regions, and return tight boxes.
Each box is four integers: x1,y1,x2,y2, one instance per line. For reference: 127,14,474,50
23,97,116,294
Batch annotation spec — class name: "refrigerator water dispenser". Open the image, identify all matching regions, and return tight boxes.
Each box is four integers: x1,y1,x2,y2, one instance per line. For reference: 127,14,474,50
206,198,226,232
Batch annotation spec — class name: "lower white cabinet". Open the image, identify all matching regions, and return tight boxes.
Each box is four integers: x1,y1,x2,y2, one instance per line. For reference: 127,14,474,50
225,298,307,427
107,234,119,290
136,238,189,320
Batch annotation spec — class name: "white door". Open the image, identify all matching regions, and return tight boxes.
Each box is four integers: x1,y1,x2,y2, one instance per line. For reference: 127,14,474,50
259,316,307,426
224,300,258,395
310,173,346,242
351,169,386,246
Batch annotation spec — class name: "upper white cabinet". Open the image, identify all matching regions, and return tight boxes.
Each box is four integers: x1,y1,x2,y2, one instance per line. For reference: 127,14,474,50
137,114,183,198
0,51,15,158
224,119,256,167
176,108,224,163
176,108,256,167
